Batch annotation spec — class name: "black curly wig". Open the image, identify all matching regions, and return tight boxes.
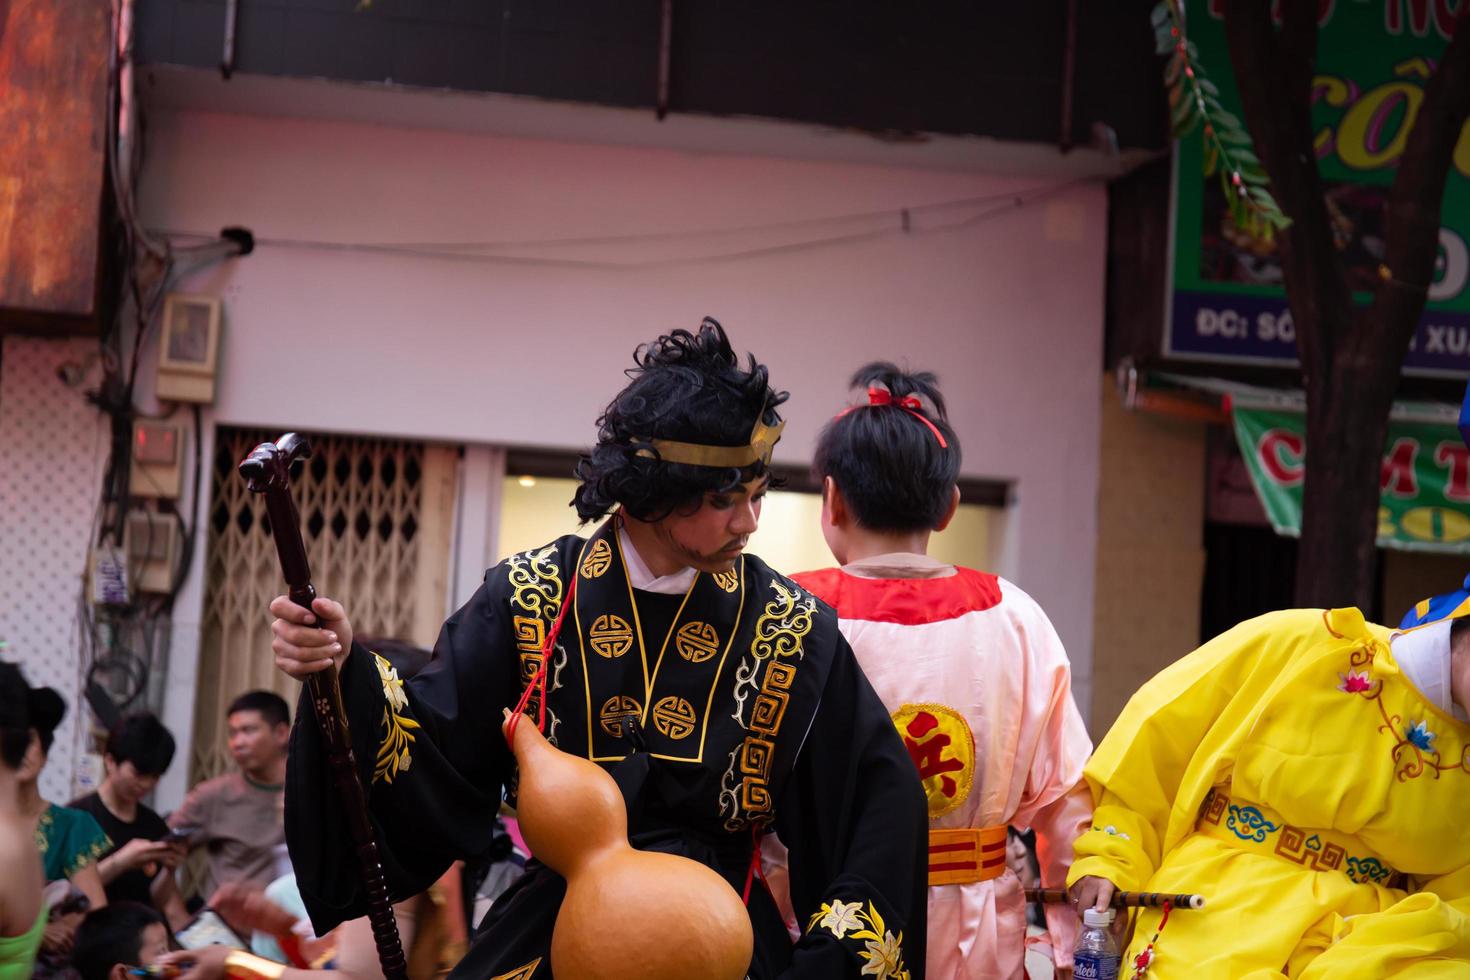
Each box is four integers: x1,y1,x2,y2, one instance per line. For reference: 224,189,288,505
813,361,961,533
573,317,788,523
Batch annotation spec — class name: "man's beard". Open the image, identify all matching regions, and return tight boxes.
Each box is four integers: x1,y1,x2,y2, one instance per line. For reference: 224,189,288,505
674,542,740,573
660,528,743,572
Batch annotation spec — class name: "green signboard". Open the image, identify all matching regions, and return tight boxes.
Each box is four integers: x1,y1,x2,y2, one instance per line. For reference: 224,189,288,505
1233,403,1470,552
1167,0,1470,375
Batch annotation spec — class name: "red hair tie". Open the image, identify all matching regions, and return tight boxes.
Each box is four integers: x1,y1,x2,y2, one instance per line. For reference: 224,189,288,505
835,386,948,448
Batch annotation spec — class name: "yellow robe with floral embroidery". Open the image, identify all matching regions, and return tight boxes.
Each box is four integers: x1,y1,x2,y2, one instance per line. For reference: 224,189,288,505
1068,608,1470,978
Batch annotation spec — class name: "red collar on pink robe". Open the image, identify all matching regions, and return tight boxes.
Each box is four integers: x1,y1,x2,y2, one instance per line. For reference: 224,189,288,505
791,566,1002,626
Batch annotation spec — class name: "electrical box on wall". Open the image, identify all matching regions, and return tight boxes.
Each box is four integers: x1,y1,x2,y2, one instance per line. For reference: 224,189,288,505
123,510,179,595
155,293,221,403
129,420,184,498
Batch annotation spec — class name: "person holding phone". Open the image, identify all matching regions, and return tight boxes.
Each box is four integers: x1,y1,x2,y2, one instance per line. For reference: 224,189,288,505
70,714,189,928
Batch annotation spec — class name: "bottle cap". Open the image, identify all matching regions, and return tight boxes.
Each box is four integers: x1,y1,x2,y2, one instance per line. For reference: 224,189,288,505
1083,907,1115,928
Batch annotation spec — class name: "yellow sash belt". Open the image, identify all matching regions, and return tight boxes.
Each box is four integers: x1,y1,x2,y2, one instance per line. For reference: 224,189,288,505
928,825,1008,886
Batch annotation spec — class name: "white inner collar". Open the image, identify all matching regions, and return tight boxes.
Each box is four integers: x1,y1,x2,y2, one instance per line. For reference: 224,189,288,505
1390,620,1467,721
618,525,698,595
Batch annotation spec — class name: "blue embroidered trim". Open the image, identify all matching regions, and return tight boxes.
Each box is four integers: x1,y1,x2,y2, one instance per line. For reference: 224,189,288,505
1225,804,1280,843
1345,856,1394,885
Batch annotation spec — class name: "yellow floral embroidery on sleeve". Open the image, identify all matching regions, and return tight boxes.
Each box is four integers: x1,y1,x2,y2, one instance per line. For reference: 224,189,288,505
804,899,911,980
373,652,420,785
68,834,113,877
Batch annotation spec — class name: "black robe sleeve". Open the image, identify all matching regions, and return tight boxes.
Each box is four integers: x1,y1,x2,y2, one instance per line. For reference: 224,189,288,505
774,640,929,980
285,571,520,933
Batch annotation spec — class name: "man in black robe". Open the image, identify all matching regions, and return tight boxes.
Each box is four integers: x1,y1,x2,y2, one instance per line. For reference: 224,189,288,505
268,318,928,979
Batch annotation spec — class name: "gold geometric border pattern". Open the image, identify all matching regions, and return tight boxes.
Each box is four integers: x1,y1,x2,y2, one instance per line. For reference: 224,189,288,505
720,580,816,830
506,545,566,742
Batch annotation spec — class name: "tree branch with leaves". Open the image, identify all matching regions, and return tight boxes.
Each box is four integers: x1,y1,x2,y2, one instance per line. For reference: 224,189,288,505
1153,0,1289,238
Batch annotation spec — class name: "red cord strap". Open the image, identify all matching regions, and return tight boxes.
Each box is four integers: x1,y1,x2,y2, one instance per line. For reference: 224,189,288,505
1129,899,1172,979
741,825,770,907
505,572,579,745
505,564,776,911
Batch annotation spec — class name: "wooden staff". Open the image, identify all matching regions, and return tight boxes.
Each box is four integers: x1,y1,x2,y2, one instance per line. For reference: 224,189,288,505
1024,888,1205,910
240,433,408,980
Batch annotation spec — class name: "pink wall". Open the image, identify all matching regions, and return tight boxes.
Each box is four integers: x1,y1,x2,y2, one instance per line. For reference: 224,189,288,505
139,111,1105,787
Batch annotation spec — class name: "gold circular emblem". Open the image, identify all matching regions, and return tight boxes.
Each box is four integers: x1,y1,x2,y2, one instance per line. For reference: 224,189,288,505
675,621,720,663
588,614,634,658
651,696,696,740
712,569,739,593
580,539,613,579
598,695,642,738
890,703,975,818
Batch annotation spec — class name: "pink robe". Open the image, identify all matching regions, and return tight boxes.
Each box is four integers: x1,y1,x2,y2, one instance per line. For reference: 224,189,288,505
791,556,1093,979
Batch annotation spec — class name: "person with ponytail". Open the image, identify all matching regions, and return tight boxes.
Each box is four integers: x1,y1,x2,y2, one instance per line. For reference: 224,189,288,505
0,663,63,978
784,363,1093,979
7,664,112,974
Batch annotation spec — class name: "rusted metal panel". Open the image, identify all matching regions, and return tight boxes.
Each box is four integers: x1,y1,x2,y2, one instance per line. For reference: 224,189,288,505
0,0,110,323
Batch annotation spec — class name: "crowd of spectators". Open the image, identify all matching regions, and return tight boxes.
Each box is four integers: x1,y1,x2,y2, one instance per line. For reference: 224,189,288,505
1,649,511,980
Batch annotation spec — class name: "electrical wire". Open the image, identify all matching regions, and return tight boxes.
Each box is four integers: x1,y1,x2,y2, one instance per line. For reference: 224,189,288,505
153,180,1084,271
164,404,204,608
75,3,246,727
160,182,1066,252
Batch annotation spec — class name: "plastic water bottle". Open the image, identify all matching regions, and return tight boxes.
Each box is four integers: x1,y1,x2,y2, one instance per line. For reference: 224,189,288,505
1073,907,1121,980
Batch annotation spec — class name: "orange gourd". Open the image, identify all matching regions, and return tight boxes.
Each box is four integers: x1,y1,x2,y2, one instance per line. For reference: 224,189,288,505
503,712,754,980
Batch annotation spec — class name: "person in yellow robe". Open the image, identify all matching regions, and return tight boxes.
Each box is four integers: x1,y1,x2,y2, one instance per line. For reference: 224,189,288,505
1067,607,1470,978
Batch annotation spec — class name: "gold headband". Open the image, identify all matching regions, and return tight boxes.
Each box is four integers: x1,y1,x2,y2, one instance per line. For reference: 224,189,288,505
634,416,785,469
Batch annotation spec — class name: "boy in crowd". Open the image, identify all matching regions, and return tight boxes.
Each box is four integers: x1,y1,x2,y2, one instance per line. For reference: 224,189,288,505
70,714,189,927
71,903,169,980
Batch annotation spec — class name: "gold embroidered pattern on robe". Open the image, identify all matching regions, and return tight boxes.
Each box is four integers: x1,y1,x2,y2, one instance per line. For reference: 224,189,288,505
720,580,816,830
372,651,420,785
507,545,565,743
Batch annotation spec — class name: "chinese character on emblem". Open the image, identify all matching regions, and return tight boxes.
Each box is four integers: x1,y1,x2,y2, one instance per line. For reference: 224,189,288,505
891,703,975,818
